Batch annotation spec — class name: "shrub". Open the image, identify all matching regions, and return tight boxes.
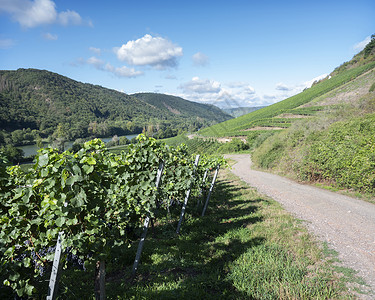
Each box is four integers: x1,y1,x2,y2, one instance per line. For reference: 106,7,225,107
217,138,249,153
252,132,286,169
299,114,375,193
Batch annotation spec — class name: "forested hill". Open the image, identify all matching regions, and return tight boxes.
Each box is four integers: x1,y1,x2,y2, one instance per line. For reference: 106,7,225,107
0,69,231,143
131,93,228,121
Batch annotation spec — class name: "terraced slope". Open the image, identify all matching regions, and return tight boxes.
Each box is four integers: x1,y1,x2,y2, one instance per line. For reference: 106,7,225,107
198,61,375,137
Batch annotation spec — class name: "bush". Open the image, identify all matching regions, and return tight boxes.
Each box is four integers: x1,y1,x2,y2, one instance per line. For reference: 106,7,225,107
299,114,375,193
217,138,249,153
252,132,286,169
250,131,276,150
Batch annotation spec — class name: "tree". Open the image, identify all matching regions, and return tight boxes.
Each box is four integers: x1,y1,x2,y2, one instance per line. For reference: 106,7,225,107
364,33,375,58
52,124,68,152
36,134,43,148
0,145,24,164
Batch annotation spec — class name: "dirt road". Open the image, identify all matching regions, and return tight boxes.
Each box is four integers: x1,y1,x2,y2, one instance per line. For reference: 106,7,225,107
226,154,375,297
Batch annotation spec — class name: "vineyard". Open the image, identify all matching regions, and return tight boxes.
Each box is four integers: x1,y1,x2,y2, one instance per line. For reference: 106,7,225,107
0,135,225,298
199,61,375,137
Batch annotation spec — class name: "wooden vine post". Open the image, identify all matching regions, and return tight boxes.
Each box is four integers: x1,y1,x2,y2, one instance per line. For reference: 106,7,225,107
95,261,106,300
176,155,200,234
202,164,220,217
132,161,164,276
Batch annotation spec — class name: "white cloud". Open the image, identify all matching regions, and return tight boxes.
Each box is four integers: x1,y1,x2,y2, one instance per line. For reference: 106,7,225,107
0,38,15,49
178,73,331,108
274,74,328,95
263,94,278,100
165,74,177,80
258,73,330,106
42,32,57,40
227,81,247,88
353,36,371,52
104,63,143,78
179,77,221,94
192,52,209,66
89,47,101,55
115,34,183,69
230,82,255,94
76,56,143,78
302,73,328,89
57,9,82,26
0,0,86,28
275,82,293,91
178,77,259,108
87,56,104,68
245,86,255,94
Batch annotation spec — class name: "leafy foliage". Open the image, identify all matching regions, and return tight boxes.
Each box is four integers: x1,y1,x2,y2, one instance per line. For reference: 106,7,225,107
298,114,375,193
0,135,225,297
252,111,375,195
364,34,375,59
164,135,252,155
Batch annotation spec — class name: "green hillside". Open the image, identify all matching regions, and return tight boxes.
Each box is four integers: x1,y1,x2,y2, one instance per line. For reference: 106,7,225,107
199,60,375,137
132,92,230,122
0,69,231,146
223,106,266,117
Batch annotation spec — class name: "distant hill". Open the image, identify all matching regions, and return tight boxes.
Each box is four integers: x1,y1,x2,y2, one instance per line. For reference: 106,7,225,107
0,69,231,145
223,106,267,118
131,92,230,122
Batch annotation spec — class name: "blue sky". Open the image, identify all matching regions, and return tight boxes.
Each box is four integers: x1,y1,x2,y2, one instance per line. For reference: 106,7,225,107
0,0,374,108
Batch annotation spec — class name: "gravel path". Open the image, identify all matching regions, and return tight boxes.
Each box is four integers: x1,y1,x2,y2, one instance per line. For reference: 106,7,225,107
226,154,375,298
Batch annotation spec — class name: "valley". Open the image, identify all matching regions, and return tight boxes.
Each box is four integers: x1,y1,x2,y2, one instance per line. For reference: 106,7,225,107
1,22,375,299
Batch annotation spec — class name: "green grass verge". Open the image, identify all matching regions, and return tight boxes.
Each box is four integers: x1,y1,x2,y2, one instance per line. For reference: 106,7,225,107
52,168,359,299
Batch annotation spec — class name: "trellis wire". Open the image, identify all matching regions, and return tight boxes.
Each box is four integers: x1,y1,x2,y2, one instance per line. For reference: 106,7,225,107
201,164,220,217
176,155,200,234
197,168,209,208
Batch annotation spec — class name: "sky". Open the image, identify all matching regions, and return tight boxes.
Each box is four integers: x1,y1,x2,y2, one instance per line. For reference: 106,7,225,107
0,0,374,109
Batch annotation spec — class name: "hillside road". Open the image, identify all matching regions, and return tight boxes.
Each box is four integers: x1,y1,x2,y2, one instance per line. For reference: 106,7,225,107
226,154,375,297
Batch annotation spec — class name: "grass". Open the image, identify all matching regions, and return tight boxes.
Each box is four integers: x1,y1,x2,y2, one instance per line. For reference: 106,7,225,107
50,167,360,299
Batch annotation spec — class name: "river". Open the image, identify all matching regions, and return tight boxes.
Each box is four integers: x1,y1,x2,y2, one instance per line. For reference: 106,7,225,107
19,134,139,157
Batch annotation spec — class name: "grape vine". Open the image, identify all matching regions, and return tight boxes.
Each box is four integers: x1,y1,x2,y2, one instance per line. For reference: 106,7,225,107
0,135,225,297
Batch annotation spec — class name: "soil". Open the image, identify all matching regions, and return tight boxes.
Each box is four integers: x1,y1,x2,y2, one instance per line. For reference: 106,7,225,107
226,154,375,298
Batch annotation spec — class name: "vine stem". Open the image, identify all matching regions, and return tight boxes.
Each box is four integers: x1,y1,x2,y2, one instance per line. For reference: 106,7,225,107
29,236,46,263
